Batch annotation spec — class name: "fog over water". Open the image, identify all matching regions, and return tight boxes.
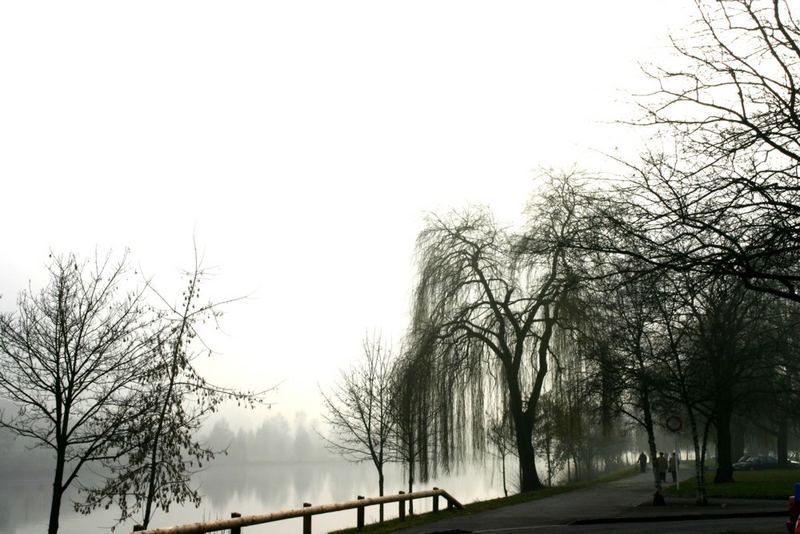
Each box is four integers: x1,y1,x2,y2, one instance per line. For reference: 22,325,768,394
0,414,511,533
0,461,504,534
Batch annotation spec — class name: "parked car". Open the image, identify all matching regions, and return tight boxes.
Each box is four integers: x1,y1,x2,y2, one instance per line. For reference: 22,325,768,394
733,455,779,470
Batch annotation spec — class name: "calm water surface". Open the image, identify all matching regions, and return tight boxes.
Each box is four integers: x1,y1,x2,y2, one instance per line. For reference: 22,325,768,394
0,461,506,534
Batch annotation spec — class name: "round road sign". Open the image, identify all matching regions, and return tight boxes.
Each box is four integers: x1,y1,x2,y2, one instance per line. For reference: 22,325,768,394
666,415,682,432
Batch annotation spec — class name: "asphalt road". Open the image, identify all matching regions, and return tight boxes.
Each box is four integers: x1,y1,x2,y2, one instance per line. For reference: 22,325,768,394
394,468,786,534
460,516,782,533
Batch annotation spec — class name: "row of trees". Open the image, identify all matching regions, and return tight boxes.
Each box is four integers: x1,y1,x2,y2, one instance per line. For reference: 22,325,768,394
0,252,266,533
204,414,330,464
323,0,800,508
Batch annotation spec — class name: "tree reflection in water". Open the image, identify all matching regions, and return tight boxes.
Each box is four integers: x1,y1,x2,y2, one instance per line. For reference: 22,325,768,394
0,461,500,534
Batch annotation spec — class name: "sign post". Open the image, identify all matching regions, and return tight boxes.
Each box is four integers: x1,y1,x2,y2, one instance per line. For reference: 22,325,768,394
666,415,683,490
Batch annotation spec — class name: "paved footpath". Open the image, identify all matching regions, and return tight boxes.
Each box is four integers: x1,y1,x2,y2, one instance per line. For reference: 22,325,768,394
394,468,787,534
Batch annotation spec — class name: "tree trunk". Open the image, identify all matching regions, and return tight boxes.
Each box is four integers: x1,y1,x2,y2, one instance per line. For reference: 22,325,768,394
506,360,542,493
407,458,414,515
144,307,191,528
642,389,664,506
584,450,594,480
713,404,734,483
778,418,789,468
143,386,170,528
378,469,384,522
687,409,707,505
48,446,66,534
517,440,541,491
512,413,541,492
501,453,508,497
731,421,745,466
545,443,552,487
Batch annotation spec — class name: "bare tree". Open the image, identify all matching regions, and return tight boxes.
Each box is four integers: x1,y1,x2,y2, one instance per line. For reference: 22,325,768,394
601,0,800,302
743,300,800,467
574,267,671,504
76,254,268,529
487,411,515,497
320,334,395,521
0,253,156,534
673,276,776,483
407,176,582,492
649,272,714,504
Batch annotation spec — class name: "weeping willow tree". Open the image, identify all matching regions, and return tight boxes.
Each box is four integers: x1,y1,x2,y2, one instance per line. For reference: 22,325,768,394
546,336,599,484
406,177,585,492
391,348,440,514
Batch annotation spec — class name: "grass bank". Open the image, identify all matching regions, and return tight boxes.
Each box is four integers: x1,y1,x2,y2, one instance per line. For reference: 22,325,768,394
331,466,639,534
664,468,800,500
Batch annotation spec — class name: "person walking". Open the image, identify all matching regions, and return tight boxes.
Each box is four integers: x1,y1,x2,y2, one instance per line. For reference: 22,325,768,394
657,452,667,483
638,451,648,473
668,452,677,483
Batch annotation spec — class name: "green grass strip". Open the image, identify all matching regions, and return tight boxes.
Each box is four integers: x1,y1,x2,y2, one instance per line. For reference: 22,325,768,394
664,468,800,500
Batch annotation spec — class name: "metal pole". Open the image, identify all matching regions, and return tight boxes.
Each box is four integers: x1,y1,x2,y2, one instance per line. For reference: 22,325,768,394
675,434,680,491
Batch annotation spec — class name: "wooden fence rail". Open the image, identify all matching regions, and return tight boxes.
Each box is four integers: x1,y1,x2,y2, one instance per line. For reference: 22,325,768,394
130,487,463,534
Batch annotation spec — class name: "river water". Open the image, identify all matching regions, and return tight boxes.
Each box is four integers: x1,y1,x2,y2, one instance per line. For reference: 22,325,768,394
0,460,508,534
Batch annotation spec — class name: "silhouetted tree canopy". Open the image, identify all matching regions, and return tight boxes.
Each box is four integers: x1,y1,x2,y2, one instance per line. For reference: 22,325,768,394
597,0,800,302
320,334,395,521
404,176,587,492
0,253,157,534
76,255,268,529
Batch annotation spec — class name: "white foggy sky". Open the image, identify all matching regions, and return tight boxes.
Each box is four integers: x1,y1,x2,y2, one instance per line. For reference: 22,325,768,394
0,1,696,428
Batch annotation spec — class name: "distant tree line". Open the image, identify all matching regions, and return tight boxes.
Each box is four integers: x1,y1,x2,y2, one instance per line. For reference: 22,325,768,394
0,411,331,475
204,413,331,464
321,0,800,509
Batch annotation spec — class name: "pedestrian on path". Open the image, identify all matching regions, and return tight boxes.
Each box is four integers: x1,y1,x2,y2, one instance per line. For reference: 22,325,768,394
638,451,648,473
668,452,677,483
657,452,667,482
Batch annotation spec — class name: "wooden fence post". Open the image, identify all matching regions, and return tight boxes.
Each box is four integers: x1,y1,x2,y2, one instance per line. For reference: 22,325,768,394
398,491,405,521
230,512,242,534
126,489,461,534
303,502,312,534
356,496,365,529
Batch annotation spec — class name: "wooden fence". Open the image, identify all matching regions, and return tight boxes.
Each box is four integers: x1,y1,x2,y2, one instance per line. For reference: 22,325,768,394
130,487,463,534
